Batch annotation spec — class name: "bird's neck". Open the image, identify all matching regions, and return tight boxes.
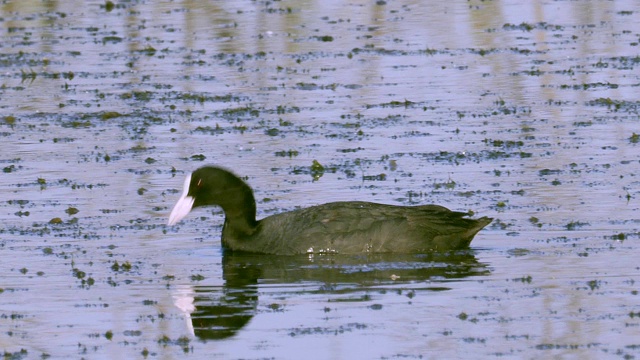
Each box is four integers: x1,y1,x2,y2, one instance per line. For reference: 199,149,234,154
223,209,257,235
220,185,258,237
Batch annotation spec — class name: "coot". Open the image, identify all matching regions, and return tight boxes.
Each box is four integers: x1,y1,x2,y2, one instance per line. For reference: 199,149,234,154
168,166,492,254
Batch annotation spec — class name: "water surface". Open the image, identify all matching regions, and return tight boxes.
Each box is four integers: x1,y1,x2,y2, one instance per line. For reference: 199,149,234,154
1,0,639,359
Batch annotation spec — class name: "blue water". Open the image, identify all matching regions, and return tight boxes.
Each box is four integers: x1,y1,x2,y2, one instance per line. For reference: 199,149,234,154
1,1,639,358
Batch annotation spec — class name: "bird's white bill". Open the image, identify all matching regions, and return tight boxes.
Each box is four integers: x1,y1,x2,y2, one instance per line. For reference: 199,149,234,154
168,173,195,225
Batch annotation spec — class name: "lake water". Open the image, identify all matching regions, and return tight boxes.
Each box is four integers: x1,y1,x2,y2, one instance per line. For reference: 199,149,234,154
1,0,639,359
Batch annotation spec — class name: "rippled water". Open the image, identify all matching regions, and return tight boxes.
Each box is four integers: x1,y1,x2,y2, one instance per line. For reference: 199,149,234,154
1,0,640,359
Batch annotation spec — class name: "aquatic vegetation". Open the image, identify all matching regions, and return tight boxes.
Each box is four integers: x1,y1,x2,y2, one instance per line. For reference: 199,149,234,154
502,22,564,32
587,98,640,112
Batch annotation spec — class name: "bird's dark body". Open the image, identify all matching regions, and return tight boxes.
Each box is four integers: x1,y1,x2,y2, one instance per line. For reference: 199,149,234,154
222,201,492,255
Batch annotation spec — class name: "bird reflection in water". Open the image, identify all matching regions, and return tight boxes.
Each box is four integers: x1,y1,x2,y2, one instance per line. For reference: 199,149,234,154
172,250,489,340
